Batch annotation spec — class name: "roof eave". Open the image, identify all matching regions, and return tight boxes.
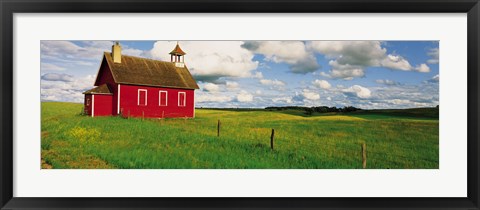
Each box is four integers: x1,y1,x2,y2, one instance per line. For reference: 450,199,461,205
117,82,199,90
83,93,114,95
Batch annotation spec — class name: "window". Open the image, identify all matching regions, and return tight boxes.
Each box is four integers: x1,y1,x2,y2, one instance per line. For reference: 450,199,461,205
178,92,186,107
159,91,167,106
138,89,147,106
86,98,90,106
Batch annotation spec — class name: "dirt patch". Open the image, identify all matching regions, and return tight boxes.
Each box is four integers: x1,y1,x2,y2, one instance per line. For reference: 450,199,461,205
41,131,49,138
41,159,53,169
66,155,114,169
42,149,114,169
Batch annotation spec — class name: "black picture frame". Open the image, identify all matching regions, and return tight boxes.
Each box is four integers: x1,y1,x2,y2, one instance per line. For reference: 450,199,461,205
1,0,479,209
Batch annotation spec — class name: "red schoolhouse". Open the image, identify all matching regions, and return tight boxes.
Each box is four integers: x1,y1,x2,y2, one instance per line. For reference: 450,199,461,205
83,42,199,118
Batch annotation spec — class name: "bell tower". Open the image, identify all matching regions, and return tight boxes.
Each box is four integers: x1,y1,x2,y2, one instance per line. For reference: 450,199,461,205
169,42,186,68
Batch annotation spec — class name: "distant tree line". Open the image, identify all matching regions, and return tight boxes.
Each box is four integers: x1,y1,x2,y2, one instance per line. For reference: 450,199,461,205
265,106,362,115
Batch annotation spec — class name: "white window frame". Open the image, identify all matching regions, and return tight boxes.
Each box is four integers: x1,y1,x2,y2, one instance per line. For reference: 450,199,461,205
138,89,147,106
159,91,168,106
178,92,186,107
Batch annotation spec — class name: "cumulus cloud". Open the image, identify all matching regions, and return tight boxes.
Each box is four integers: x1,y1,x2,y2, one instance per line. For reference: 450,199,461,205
242,41,320,74
327,60,365,80
342,85,372,99
375,79,399,86
294,89,320,102
309,41,386,66
303,90,320,100
380,54,412,71
260,79,286,86
427,48,439,64
414,63,430,73
236,91,254,102
41,73,74,82
308,41,431,79
312,79,331,89
203,83,220,92
145,41,258,82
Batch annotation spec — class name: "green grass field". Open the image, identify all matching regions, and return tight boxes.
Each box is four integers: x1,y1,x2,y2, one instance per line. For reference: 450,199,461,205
41,102,439,169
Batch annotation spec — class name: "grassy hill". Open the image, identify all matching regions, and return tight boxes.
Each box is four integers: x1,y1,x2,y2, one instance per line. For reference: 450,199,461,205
41,102,439,169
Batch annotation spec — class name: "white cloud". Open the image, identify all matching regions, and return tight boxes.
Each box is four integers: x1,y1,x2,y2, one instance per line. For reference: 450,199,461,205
242,41,320,74
380,54,412,71
309,41,385,79
41,41,85,57
308,41,427,79
296,89,320,101
41,63,66,71
387,99,411,105
196,94,232,103
226,81,239,90
146,41,258,82
414,63,430,73
41,73,74,82
203,83,220,92
236,91,254,102
41,41,138,60
259,79,286,86
41,75,95,103
251,71,263,79
272,97,293,104
370,83,438,109
342,85,372,99
41,41,145,75
375,79,399,86
427,48,439,64
427,74,439,83
303,90,320,100
312,79,331,89
309,41,386,66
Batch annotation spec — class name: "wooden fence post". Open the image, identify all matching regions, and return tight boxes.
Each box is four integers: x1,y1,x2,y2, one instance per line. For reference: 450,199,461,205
362,143,367,169
270,129,275,150
217,119,221,137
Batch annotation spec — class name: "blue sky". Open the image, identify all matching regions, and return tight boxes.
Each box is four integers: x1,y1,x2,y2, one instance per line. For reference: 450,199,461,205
40,41,439,109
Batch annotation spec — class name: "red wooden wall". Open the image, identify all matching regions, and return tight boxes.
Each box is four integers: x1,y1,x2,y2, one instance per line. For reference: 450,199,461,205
95,58,118,115
92,94,113,117
119,84,195,118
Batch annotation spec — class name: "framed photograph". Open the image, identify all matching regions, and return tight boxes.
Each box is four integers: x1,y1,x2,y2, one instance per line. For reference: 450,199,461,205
1,0,479,209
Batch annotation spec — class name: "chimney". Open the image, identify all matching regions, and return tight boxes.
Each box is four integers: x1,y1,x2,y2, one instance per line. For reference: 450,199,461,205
112,41,122,63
